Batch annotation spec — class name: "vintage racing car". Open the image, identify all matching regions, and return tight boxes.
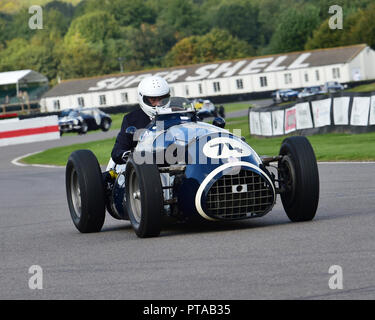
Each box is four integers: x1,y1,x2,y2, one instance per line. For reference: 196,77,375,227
65,97,319,238
196,100,225,119
58,108,112,135
272,89,300,102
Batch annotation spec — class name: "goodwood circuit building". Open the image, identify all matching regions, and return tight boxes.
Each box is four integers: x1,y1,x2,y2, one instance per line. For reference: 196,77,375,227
41,44,375,112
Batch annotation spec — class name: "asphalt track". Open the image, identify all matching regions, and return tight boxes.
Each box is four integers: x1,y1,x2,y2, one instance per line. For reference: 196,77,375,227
1,108,375,299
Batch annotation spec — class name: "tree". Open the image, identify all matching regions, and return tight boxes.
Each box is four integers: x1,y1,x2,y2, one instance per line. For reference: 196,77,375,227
0,0,22,14
255,0,284,48
267,5,320,53
65,11,120,44
73,0,109,17
0,38,28,72
5,8,35,40
42,1,75,37
0,35,59,80
105,0,156,27
0,13,12,45
349,4,375,49
43,9,71,37
164,36,198,66
120,23,177,70
304,10,363,50
99,38,127,73
212,0,260,47
308,0,373,20
44,0,75,18
58,33,104,79
156,0,206,39
164,28,255,66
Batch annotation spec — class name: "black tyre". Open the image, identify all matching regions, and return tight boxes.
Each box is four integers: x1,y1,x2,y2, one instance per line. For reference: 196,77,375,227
125,156,163,238
66,150,105,233
101,118,111,132
79,121,88,134
278,136,319,222
213,107,218,118
219,106,225,118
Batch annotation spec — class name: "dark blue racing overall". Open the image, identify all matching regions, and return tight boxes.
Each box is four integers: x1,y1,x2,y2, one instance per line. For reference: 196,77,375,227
111,108,151,164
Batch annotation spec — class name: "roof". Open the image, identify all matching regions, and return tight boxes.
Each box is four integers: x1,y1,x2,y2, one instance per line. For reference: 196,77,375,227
0,70,48,86
42,44,368,99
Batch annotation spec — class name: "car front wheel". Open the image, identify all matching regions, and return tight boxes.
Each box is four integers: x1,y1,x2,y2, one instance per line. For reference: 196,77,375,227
66,150,106,233
125,156,164,238
278,136,319,222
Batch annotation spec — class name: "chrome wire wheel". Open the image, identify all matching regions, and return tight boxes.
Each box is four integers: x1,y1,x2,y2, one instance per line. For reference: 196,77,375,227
128,169,142,224
70,168,82,218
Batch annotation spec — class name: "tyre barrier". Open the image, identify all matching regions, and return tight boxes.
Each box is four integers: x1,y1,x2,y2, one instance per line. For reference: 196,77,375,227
0,115,60,147
249,92,375,137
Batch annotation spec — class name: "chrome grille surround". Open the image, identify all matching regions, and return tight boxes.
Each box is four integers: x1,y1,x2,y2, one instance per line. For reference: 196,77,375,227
205,169,275,220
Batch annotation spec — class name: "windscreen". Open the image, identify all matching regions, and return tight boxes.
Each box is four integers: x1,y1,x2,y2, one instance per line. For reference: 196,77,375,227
156,96,194,114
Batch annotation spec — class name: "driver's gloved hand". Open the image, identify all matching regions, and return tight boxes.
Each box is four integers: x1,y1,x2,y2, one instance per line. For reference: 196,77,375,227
121,151,131,163
102,171,112,184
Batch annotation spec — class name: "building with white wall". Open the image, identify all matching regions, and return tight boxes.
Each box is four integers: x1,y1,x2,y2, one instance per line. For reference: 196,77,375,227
40,44,375,112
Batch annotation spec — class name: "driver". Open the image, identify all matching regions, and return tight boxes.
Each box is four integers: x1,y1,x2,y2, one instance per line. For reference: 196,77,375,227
111,75,171,164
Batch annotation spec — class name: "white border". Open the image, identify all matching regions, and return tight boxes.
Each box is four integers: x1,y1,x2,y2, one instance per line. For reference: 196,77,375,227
11,151,63,169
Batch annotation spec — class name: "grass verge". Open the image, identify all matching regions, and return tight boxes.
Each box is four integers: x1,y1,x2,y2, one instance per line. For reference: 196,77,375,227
346,82,375,93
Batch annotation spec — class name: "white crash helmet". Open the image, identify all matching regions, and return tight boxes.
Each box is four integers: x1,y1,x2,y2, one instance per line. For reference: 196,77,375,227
137,76,171,118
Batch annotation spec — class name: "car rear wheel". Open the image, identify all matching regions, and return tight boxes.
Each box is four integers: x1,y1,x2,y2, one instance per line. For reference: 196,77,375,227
213,107,218,117
219,105,225,118
66,150,105,233
101,119,111,132
125,156,163,238
278,136,319,222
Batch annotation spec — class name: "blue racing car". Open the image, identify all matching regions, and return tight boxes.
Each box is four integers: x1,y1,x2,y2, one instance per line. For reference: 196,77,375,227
65,97,319,238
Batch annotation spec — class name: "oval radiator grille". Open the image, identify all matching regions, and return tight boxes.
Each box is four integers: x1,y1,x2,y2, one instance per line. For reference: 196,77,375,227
206,169,274,220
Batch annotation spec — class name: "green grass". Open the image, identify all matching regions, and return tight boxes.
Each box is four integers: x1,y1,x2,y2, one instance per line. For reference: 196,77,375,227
346,82,375,93
110,113,124,130
22,115,375,166
23,138,117,166
222,102,252,113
